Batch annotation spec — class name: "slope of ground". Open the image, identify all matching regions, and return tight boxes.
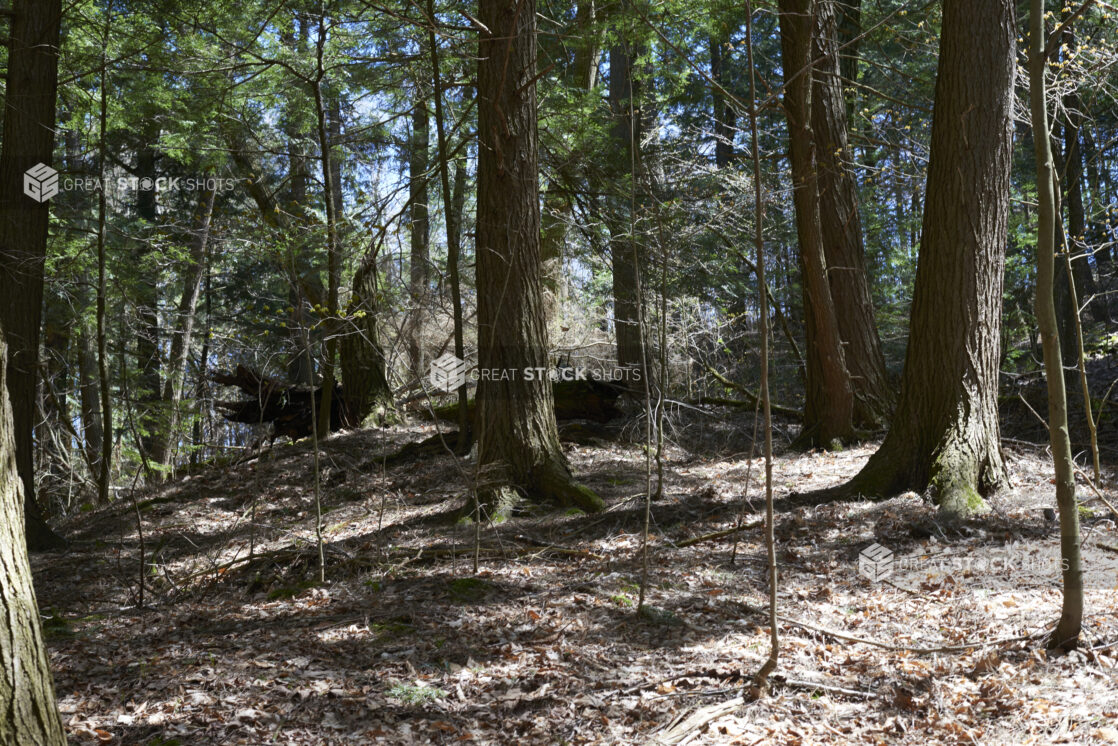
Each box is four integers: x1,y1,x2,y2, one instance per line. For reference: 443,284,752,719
32,415,1118,745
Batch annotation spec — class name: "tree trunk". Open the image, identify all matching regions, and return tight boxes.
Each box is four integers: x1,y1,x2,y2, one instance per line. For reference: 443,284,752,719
541,0,599,325
133,131,162,469
811,0,892,429
96,28,113,507
339,252,391,424
0,0,67,550
608,39,648,384
312,14,341,439
0,326,67,744
840,0,1014,520
150,183,216,476
474,0,604,519
77,311,103,478
407,96,430,376
1031,1,1082,651
709,35,735,168
39,291,72,503
1061,78,1098,324
778,0,855,448
837,0,861,117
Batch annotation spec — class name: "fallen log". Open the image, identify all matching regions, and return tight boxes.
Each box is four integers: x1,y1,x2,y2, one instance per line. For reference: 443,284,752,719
212,364,358,442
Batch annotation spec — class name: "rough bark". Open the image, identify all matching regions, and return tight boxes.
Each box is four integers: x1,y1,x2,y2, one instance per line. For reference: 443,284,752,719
474,0,603,519
811,0,892,429
778,0,855,448
0,325,66,745
840,0,1014,520
0,0,67,549
339,253,391,424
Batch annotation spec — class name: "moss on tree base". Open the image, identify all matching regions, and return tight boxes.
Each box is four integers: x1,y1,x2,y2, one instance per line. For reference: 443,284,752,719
459,457,604,523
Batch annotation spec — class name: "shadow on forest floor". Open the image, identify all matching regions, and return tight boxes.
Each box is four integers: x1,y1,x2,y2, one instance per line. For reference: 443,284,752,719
32,382,1118,745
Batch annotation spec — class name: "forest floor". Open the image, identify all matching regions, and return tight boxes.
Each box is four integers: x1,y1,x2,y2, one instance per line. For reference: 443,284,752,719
33,396,1118,745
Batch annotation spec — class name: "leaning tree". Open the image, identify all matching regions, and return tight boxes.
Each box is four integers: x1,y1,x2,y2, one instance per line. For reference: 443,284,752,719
472,0,604,519
835,0,1016,519
0,322,67,745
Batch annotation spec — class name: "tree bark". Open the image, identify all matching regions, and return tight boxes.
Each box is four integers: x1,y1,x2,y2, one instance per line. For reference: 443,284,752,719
1032,4,1082,651
474,0,604,519
778,0,855,448
0,325,67,745
839,0,1014,520
811,0,892,429
339,251,391,424
608,37,648,384
133,129,162,469
407,95,430,376
0,0,67,549
709,35,735,168
312,13,341,439
836,0,861,116
1061,74,1098,324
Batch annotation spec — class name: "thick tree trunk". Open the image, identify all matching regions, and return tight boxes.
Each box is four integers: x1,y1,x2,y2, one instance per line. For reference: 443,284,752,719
0,0,67,550
474,0,603,519
811,0,892,429
841,0,1014,519
0,327,66,744
778,0,855,448
339,253,391,424
150,184,216,475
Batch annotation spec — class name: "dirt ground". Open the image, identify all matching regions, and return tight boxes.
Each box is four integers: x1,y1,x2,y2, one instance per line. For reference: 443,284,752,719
33,409,1118,745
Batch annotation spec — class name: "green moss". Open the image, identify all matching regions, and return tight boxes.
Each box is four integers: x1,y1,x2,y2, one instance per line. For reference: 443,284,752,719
447,577,489,602
41,613,74,640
